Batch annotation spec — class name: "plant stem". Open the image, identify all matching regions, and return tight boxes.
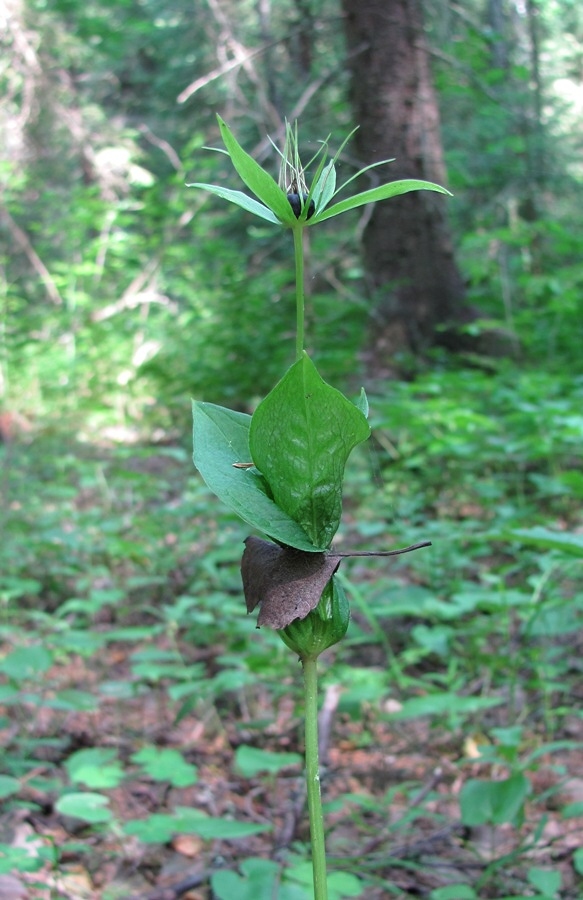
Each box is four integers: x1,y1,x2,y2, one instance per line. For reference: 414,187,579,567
293,225,305,361
302,654,328,900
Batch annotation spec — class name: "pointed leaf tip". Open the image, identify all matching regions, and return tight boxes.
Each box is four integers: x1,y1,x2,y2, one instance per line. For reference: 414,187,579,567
216,116,296,224
312,179,452,223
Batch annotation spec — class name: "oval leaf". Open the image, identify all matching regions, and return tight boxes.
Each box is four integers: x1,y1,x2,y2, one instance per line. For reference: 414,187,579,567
249,354,370,548
192,401,319,552
234,745,302,777
56,792,113,824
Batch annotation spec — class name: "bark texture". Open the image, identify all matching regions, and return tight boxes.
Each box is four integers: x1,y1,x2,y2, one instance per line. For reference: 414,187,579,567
342,0,467,363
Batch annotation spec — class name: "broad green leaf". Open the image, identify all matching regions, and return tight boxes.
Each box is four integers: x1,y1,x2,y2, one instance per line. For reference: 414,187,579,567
527,867,561,897
131,746,198,787
211,871,249,900
186,183,280,224
563,802,583,819
47,689,97,711
312,179,452,223
234,745,302,777
123,814,176,844
289,861,363,900
211,858,307,900
124,811,269,844
216,116,295,224
0,685,18,703
0,776,20,799
460,774,530,827
56,792,113,824
249,354,371,548
65,748,124,789
0,645,53,680
172,807,270,839
192,401,319,552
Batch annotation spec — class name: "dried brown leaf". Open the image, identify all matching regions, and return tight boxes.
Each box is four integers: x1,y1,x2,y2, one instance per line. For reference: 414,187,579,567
241,536,340,629
241,536,431,630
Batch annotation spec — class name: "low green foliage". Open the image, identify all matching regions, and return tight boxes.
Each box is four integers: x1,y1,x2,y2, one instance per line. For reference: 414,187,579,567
1,364,581,894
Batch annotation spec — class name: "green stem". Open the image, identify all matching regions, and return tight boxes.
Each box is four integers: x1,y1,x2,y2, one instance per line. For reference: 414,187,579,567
293,225,305,361
302,654,328,900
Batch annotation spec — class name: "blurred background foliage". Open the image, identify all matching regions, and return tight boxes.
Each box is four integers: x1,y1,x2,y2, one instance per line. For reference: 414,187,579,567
2,0,582,438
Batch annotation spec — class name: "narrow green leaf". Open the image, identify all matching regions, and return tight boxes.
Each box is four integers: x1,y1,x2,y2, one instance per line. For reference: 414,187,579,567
311,160,336,211
187,183,280,224
354,387,369,418
249,354,370,548
389,693,503,720
312,179,452,223
332,157,395,197
216,116,295,224
502,527,583,557
192,401,319,552
173,807,270,839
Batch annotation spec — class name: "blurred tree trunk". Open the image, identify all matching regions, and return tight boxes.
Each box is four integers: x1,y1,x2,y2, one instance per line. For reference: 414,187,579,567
487,0,509,69
341,0,468,366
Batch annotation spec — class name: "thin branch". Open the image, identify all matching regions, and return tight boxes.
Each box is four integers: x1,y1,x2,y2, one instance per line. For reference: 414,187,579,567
177,45,265,104
90,287,176,323
0,206,63,305
252,42,370,162
91,206,196,322
138,124,183,173
333,541,432,558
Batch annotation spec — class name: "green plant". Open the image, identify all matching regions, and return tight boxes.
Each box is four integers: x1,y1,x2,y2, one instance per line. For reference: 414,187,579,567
189,117,449,899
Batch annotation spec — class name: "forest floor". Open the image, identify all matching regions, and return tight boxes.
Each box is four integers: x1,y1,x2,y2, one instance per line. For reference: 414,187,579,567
3,620,583,899
2,438,583,899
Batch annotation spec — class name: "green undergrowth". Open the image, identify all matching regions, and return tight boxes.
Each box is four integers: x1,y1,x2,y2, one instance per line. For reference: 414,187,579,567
1,361,582,897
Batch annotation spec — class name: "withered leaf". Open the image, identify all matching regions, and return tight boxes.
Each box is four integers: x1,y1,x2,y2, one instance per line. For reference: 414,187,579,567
241,536,340,629
241,536,432,630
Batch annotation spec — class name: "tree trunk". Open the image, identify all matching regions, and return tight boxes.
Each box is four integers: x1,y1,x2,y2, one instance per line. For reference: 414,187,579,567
341,0,467,365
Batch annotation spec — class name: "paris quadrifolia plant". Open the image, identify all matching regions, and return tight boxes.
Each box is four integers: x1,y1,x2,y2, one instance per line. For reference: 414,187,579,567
188,116,450,900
